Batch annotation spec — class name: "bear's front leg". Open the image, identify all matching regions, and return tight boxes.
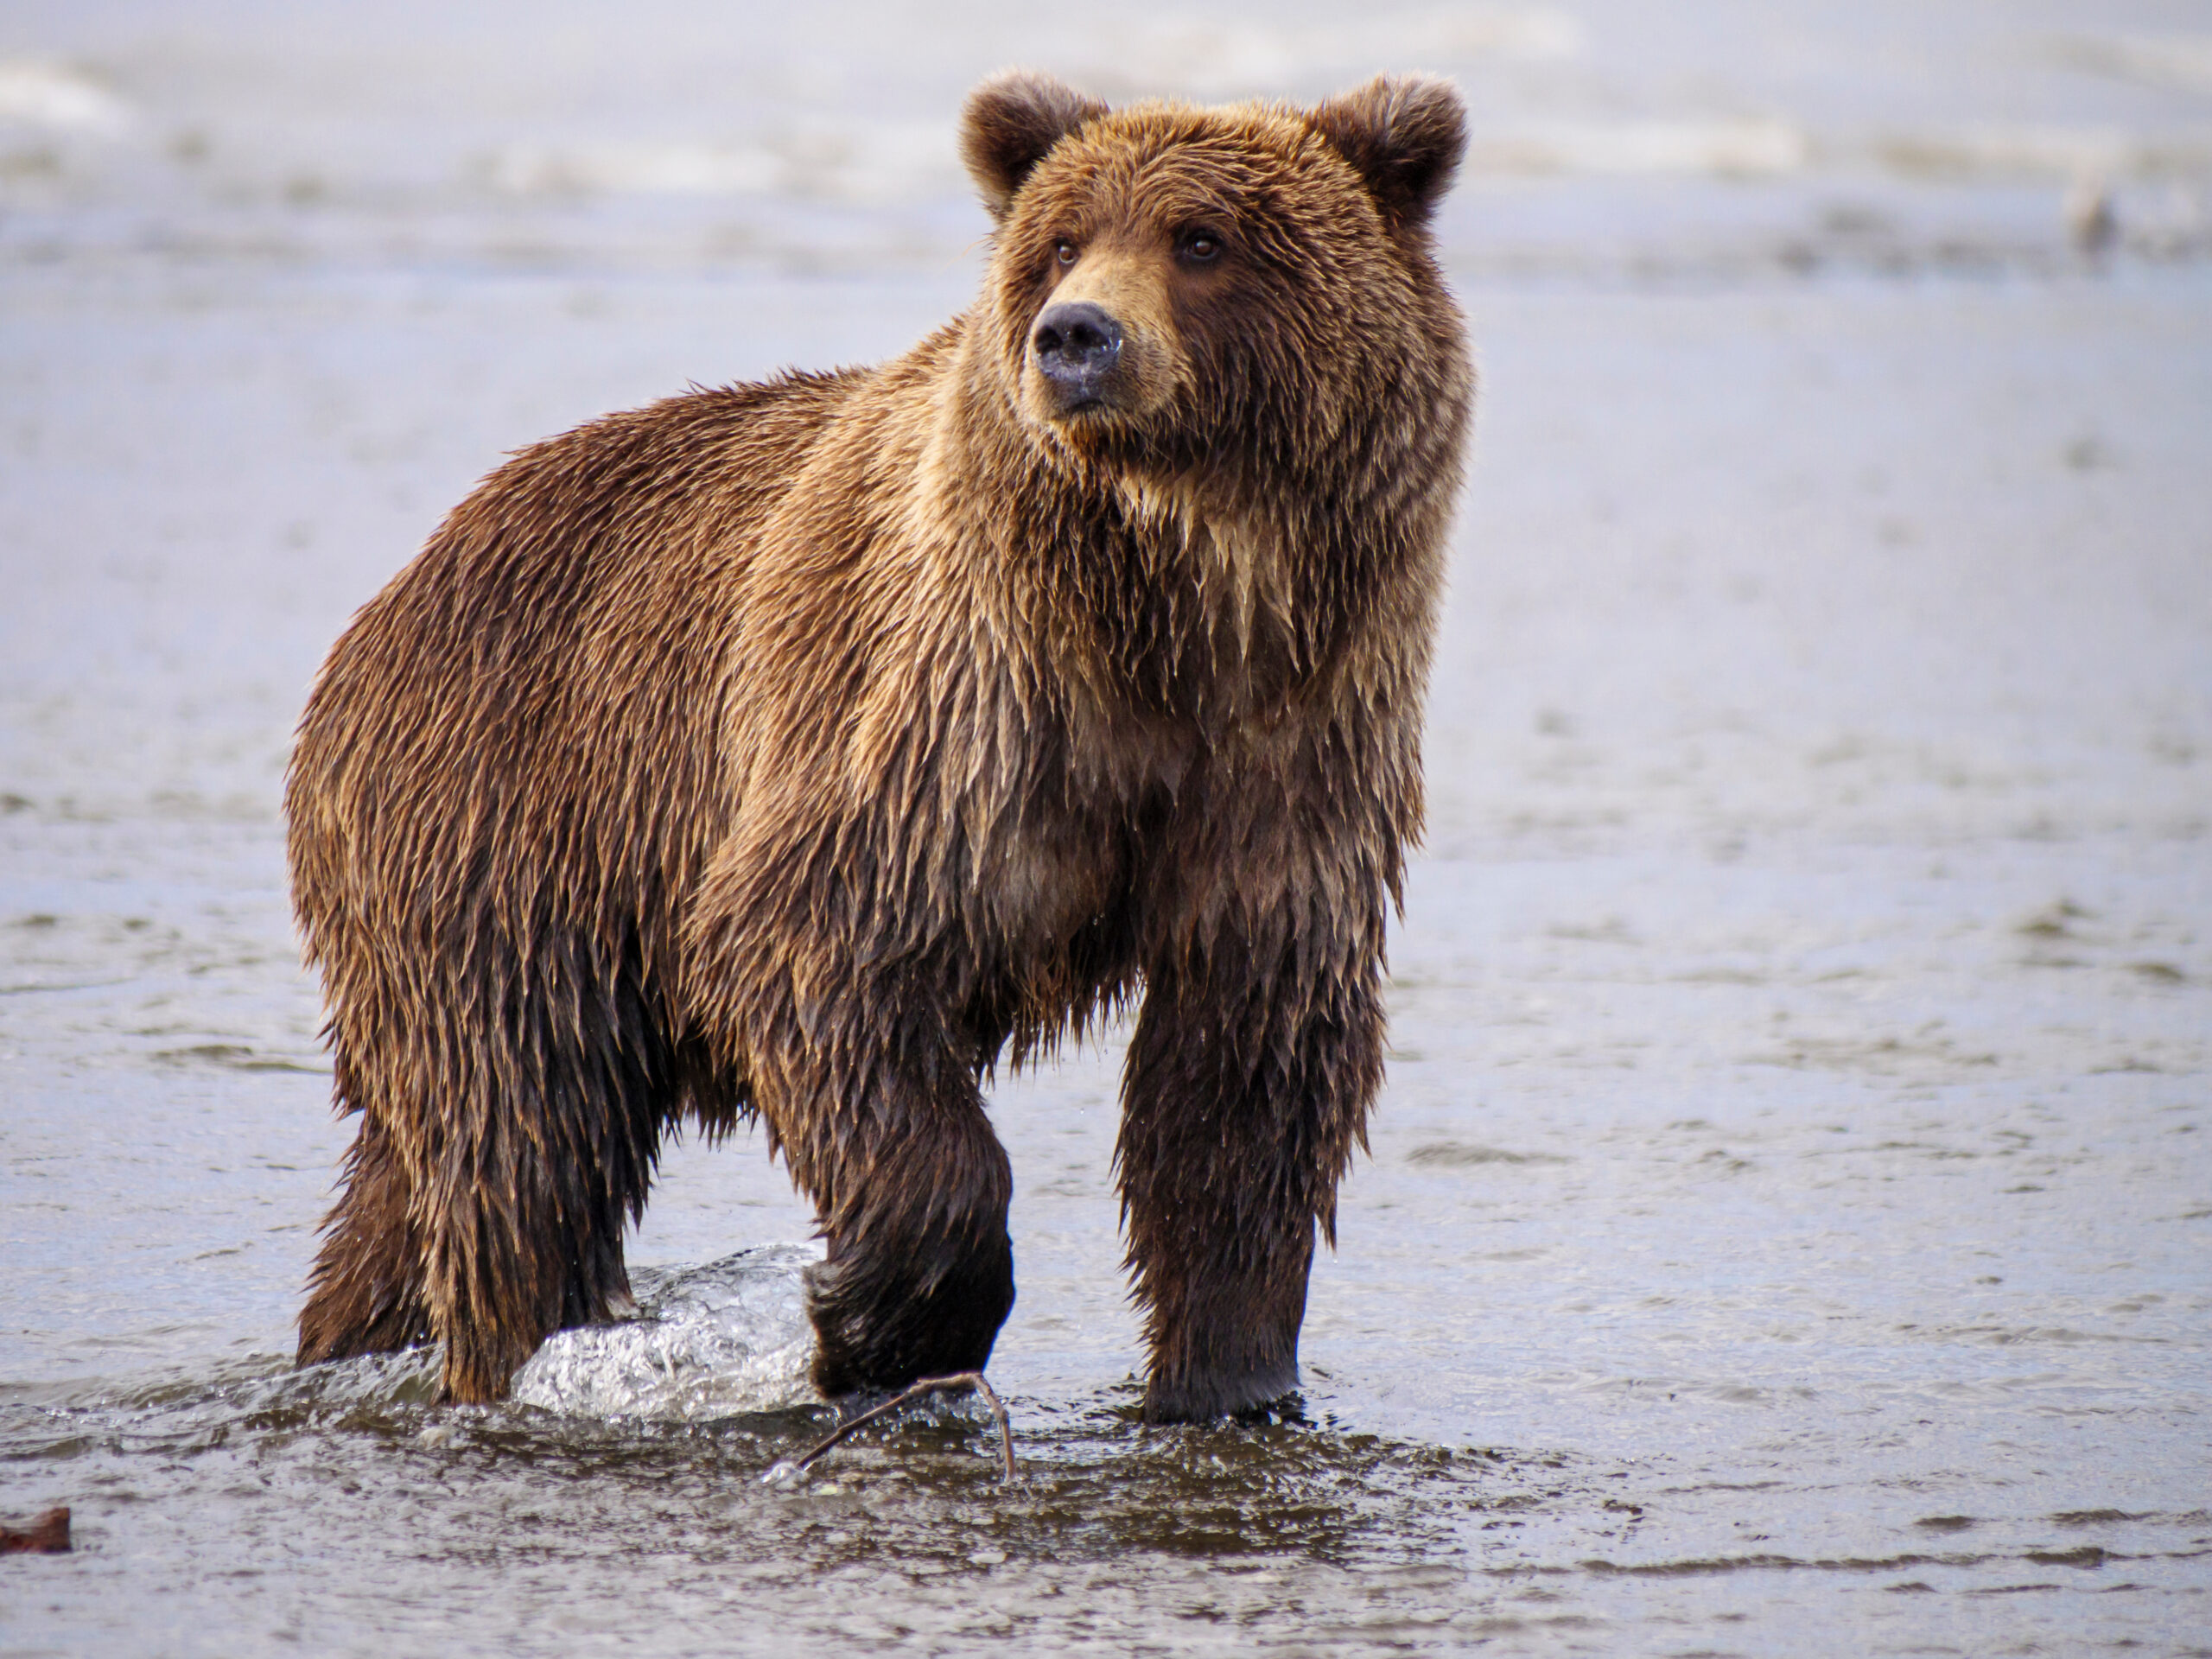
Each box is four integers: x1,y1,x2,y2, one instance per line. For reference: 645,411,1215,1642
800,1094,1016,1398
690,795,1023,1402
1117,903,1387,1421
730,977,1017,1400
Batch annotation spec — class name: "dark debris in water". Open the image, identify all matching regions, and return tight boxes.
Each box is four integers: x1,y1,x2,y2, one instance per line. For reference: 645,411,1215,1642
0,1507,71,1554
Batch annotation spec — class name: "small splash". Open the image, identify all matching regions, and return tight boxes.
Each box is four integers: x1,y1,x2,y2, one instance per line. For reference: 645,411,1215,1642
509,1243,823,1423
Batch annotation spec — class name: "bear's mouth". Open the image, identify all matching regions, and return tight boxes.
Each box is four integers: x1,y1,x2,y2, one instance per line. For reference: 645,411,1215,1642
1029,384,1130,435
1032,372,1123,424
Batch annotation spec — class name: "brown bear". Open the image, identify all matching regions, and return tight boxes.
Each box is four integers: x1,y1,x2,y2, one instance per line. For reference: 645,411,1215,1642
288,70,1472,1421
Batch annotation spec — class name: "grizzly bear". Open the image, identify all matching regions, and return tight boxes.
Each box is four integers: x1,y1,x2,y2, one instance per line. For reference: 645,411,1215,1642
288,70,1471,1421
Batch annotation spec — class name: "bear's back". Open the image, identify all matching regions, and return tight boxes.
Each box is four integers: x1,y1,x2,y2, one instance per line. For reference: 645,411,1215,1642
286,366,861,1046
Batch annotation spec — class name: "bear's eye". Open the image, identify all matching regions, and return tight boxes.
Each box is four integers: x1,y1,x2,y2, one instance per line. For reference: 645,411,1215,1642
1179,231,1223,264
1052,239,1079,268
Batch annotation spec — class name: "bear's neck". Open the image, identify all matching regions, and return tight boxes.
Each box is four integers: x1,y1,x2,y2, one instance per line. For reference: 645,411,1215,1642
931,347,1371,732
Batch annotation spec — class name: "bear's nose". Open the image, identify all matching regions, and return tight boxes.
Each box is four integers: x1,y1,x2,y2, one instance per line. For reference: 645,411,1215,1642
1032,302,1123,404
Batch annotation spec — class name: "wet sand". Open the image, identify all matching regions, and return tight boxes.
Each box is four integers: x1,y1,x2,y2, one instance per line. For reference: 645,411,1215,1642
4,3,2210,1653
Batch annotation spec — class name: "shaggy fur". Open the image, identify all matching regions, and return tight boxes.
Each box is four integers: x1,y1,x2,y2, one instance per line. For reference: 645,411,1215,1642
289,71,1473,1420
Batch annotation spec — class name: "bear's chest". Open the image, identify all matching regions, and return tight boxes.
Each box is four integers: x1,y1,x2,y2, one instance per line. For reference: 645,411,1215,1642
965,698,1197,972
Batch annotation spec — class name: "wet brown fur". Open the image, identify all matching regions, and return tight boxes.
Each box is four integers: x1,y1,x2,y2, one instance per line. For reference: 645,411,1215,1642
289,72,1473,1420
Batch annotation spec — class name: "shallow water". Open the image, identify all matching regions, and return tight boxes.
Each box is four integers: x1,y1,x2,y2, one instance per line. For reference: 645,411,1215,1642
5,3,2211,1655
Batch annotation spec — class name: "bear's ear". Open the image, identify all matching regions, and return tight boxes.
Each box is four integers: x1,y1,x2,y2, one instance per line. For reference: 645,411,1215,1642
961,70,1109,221
1308,74,1467,235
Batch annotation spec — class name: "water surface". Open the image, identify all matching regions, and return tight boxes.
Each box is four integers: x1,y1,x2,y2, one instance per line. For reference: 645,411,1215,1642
3,3,2209,1653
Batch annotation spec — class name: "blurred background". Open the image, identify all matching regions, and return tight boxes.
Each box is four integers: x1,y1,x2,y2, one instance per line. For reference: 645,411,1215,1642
6,0,2212,277
2,3,2208,1655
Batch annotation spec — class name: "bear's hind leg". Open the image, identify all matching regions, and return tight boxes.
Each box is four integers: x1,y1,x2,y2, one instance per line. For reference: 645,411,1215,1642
417,1058,664,1404
298,1109,432,1365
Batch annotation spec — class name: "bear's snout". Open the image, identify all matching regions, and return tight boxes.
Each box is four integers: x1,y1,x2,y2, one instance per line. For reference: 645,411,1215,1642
1032,301,1123,412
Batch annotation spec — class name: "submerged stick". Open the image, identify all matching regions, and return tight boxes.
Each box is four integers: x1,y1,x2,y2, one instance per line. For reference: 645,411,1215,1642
766,1370,1015,1484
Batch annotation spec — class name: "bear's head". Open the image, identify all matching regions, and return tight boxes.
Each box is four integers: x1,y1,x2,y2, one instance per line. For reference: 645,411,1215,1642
960,72,1467,481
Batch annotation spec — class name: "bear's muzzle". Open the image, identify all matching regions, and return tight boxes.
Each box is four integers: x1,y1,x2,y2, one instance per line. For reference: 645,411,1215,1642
1031,300,1124,415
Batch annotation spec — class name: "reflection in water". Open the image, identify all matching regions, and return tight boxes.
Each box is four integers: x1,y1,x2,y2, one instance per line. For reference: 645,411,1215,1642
13,1315,2202,1652
1,1320,1624,1644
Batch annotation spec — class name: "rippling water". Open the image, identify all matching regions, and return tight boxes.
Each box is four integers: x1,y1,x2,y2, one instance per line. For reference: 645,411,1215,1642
4,3,2210,1654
